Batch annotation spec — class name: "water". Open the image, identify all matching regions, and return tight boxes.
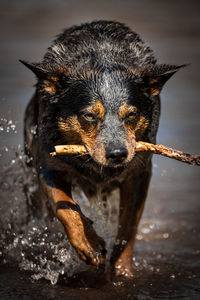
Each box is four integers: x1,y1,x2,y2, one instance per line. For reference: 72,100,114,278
0,125,199,299
1,0,200,298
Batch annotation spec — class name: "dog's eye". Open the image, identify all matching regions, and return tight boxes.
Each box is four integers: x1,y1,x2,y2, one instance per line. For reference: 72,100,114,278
83,113,96,122
127,111,136,120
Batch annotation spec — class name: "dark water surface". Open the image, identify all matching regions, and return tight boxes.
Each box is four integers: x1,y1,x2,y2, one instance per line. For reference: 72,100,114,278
0,1,200,299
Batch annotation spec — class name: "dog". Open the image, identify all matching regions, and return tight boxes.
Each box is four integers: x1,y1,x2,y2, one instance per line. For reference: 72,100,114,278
21,20,183,277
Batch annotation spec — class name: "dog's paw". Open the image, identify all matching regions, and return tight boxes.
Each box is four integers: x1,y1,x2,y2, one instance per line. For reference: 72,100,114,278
75,223,107,267
112,259,134,278
57,209,106,267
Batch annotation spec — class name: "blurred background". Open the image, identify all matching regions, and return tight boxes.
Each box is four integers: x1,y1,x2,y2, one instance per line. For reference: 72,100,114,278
1,0,200,160
0,0,200,298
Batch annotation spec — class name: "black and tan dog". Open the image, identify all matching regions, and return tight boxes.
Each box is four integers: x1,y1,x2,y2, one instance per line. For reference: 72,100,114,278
21,20,184,277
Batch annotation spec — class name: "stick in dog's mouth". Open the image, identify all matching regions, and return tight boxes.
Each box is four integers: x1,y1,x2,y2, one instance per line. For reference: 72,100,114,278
51,145,87,156
50,142,200,166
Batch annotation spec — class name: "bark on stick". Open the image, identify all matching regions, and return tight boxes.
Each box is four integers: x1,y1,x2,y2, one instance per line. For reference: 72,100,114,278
135,142,200,166
50,142,200,166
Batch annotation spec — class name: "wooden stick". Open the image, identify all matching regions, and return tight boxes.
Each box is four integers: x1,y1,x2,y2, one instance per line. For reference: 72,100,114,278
135,142,200,166
50,145,87,156
50,142,200,166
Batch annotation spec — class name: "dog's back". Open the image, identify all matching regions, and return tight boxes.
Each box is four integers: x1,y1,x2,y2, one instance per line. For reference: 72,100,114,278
44,21,156,70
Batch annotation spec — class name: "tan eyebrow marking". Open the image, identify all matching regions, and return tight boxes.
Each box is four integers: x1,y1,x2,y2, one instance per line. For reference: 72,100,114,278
84,100,105,121
118,103,137,121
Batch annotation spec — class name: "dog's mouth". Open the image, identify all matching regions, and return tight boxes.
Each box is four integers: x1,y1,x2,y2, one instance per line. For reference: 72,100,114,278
84,149,127,169
90,157,129,176
104,158,129,168
52,144,138,179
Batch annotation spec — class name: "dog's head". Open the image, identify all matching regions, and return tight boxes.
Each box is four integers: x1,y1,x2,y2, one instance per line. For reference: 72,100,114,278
21,61,184,168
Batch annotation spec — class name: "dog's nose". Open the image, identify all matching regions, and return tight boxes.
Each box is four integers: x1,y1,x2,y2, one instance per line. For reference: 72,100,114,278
106,146,128,164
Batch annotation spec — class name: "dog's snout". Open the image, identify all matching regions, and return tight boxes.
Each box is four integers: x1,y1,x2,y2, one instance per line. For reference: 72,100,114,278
106,146,128,164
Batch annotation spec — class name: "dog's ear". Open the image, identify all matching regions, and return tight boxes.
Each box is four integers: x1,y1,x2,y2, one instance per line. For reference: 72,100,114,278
141,64,187,96
19,60,68,94
19,60,49,79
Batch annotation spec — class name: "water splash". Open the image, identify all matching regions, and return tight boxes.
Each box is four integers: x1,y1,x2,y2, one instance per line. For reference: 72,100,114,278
0,148,119,284
0,120,199,293
0,118,17,134
0,149,182,285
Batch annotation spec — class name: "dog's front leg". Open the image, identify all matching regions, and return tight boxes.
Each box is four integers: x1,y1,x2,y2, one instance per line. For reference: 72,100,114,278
110,163,152,277
39,167,106,267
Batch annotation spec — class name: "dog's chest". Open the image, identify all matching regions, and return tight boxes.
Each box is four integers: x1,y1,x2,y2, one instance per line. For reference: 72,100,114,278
71,175,122,202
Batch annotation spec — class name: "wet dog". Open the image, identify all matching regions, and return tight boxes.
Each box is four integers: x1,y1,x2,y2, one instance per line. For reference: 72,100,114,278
21,21,183,277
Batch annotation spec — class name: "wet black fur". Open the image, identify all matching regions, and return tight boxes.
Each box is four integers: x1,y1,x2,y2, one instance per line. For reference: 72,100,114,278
23,21,183,187
21,20,186,272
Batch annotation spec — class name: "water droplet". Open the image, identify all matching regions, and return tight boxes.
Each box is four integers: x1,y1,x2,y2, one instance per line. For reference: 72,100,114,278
141,227,150,234
31,125,37,135
163,233,169,239
156,268,160,272
136,234,143,240
134,261,140,267
121,240,127,245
